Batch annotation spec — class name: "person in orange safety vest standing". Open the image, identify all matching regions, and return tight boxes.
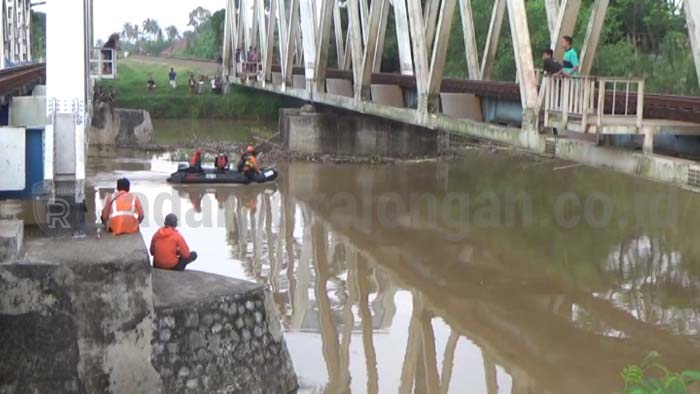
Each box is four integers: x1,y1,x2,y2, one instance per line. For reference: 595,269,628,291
101,178,144,235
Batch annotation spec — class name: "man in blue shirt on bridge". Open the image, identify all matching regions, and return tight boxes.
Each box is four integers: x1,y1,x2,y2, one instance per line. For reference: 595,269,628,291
561,36,580,77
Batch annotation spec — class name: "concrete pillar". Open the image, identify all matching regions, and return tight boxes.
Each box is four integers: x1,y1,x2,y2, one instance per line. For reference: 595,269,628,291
643,125,658,155
333,0,345,67
46,0,91,183
685,0,700,89
579,0,608,75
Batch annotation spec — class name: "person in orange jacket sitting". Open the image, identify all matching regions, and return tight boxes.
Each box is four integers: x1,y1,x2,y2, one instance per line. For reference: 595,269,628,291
189,148,203,173
101,178,144,235
150,214,198,271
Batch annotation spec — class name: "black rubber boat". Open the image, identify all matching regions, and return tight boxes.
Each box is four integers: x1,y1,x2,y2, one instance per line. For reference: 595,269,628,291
166,164,279,184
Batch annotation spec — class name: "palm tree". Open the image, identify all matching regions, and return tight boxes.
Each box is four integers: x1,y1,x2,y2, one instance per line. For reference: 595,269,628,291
165,25,180,42
142,18,161,41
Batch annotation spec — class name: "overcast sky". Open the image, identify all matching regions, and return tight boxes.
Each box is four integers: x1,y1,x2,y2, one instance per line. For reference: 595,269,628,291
35,0,228,43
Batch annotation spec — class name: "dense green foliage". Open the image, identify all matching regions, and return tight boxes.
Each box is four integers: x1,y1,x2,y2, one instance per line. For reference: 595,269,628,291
30,11,46,61
97,59,299,119
619,353,700,394
180,10,226,60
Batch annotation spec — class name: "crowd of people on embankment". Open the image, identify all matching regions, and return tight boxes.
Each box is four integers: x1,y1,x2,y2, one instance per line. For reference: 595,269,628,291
146,67,224,95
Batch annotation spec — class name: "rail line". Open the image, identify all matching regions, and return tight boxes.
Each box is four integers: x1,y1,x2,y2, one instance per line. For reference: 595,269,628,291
0,63,46,97
269,66,700,124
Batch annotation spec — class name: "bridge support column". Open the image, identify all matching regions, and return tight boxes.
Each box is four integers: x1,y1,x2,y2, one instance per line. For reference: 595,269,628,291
46,0,92,194
280,107,448,157
685,0,700,89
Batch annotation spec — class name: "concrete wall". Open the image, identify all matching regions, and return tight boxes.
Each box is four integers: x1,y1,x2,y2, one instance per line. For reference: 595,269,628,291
0,234,298,394
281,107,448,157
151,270,297,394
90,101,153,146
0,234,162,394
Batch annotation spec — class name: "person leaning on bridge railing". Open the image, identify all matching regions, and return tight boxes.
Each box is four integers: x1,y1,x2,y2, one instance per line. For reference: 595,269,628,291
561,36,580,77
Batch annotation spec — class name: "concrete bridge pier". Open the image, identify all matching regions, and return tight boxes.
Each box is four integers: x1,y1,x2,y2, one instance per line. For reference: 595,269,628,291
279,106,449,157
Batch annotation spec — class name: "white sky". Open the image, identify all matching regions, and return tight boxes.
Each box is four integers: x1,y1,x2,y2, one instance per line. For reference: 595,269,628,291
36,0,228,43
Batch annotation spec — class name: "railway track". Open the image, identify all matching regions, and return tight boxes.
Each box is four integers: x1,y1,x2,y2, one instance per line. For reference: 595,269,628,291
272,65,700,124
0,63,46,97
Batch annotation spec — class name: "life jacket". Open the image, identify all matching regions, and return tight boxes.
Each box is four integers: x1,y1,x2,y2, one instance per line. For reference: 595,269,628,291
216,155,229,169
243,156,258,173
190,151,202,167
106,192,141,235
237,153,250,171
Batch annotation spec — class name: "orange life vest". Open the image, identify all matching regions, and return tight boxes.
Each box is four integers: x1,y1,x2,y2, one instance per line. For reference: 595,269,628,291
104,192,143,235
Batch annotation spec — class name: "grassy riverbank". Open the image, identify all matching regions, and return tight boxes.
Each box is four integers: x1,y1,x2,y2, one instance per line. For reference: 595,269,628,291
97,57,299,119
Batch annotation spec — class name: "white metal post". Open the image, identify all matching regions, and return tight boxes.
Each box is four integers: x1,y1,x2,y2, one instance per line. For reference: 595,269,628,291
46,0,91,182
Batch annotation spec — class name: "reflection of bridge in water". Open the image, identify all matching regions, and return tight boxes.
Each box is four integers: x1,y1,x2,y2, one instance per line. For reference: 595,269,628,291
201,161,700,393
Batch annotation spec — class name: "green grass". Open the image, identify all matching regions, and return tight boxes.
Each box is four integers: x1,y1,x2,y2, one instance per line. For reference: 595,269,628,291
97,59,300,119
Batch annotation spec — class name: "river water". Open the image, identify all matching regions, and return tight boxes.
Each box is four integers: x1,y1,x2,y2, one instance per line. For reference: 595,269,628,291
85,121,700,393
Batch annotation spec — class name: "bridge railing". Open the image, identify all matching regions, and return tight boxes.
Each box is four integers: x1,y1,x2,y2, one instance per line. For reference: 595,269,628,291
89,48,116,80
542,75,645,134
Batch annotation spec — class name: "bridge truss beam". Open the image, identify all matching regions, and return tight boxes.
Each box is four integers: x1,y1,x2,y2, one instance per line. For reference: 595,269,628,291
1,0,31,69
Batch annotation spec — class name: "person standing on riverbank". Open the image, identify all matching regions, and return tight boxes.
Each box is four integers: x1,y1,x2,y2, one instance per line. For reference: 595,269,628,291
168,68,177,89
151,214,198,271
188,74,196,95
101,178,144,235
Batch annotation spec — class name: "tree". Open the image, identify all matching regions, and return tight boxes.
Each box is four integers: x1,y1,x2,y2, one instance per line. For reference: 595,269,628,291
188,7,212,30
165,25,180,42
142,18,161,41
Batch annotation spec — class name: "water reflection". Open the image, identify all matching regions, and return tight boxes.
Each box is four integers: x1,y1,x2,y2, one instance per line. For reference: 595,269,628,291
87,154,700,394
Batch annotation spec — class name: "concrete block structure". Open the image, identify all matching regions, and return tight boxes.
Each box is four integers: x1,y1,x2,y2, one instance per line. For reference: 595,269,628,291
0,233,298,394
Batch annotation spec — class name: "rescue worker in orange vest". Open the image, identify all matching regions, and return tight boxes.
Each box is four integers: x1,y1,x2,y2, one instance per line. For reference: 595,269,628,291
189,148,203,173
237,145,255,172
241,147,260,181
150,213,198,271
101,178,144,235
215,151,229,172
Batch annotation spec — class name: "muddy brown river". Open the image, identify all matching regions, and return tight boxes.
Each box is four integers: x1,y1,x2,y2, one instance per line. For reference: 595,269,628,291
83,124,700,393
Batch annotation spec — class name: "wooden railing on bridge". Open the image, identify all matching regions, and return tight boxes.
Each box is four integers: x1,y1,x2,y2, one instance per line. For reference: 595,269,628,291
542,75,645,135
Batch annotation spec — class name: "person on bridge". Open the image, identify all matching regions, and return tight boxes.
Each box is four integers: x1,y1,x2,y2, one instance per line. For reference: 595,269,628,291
150,213,198,271
215,151,229,172
168,68,177,89
560,36,580,77
101,178,144,235
542,49,562,75
189,148,204,173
